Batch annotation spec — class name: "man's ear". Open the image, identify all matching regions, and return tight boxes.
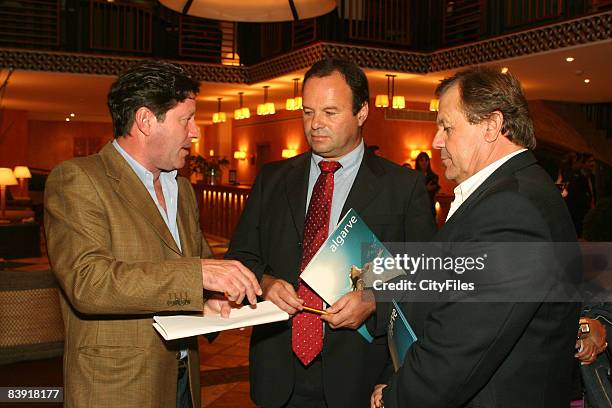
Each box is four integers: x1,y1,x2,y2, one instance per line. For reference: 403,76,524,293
356,102,369,126
484,111,504,143
134,107,154,136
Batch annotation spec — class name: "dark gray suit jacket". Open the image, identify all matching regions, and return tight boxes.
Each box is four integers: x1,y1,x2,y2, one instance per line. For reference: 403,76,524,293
383,151,580,408
226,148,436,408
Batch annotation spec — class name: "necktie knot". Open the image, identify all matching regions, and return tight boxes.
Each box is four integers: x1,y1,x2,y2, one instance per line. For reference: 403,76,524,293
318,160,341,174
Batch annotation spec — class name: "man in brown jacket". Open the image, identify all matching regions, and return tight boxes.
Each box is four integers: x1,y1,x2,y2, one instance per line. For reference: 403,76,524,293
44,61,261,408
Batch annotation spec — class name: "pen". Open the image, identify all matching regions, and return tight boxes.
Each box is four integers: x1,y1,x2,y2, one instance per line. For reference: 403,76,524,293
302,305,328,315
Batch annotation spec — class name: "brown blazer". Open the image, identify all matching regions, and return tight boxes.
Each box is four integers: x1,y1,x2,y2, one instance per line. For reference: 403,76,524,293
45,142,211,408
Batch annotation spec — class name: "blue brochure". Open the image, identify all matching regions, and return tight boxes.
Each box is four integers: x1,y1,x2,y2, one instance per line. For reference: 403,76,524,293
300,208,405,342
388,299,418,371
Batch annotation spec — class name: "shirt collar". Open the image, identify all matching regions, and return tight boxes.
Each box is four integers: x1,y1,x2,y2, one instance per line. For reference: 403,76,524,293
453,148,527,204
311,139,364,174
112,139,177,184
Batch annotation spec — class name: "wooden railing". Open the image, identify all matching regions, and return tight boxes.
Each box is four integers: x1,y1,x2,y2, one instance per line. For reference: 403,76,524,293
89,0,152,53
504,0,564,28
345,0,411,46
193,184,250,240
0,0,60,48
442,0,485,45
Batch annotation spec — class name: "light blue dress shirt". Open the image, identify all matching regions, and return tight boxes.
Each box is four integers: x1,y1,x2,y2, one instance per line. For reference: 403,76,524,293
307,140,365,235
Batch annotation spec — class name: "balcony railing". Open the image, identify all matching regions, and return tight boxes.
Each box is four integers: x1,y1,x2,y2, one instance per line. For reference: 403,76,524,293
0,0,60,48
193,184,250,240
89,0,152,54
0,0,607,66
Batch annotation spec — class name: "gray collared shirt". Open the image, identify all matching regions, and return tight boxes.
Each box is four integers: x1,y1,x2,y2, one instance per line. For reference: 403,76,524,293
307,140,365,235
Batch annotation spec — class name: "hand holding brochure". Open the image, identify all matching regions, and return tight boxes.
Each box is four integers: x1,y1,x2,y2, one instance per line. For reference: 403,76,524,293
153,301,289,341
388,300,418,371
300,208,405,307
299,209,406,341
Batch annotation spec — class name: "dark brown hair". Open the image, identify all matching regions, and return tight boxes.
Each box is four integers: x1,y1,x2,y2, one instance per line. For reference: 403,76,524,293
435,66,536,149
108,61,199,138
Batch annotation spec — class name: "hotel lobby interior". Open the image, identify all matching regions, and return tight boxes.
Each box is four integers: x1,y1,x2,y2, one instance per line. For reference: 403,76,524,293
0,0,611,407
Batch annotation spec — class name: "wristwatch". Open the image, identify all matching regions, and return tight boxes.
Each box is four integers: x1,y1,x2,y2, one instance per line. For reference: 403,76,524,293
579,318,590,337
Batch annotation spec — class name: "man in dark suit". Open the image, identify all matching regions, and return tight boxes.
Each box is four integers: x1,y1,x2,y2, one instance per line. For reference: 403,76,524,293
226,58,435,408
372,67,580,407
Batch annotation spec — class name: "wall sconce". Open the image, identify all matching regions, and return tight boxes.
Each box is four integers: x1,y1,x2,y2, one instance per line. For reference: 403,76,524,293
281,149,297,158
257,86,276,115
0,167,18,216
234,92,251,120
429,99,439,111
234,151,247,160
212,98,227,123
376,74,405,109
209,149,215,157
410,149,433,161
286,78,303,111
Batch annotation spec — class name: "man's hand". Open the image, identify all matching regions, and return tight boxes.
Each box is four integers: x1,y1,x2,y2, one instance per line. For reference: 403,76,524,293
260,274,303,315
201,259,262,305
320,290,376,329
370,384,387,408
203,293,245,318
576,318,608,365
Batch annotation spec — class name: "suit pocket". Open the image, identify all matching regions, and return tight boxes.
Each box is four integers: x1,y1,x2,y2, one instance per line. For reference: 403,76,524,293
77,346,147,406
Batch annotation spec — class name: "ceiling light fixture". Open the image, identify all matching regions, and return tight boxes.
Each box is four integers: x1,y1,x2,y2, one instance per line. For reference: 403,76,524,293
257,86,275,116
501,67,509,74
286,78,302,111
234,92,250,120
584,79,590,84
376,74,405,109
566,57,575,62
212,98,227,123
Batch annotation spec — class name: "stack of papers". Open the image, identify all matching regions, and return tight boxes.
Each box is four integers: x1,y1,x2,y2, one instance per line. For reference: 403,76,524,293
153,301,289,340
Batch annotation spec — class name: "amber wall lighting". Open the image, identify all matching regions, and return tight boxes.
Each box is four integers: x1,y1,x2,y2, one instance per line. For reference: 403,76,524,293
234,150,247,160
212,98,227,123
0,168,18,216
234,92,250,120
410,149,432,161
429,99,439,112
281,149,297,158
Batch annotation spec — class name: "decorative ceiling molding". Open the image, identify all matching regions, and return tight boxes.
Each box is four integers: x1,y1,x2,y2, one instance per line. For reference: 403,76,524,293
428,11,612,72
0,49,248,83
0,11,609,83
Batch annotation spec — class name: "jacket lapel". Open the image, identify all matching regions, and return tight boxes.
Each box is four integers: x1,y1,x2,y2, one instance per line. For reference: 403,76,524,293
341,148,384,219
285,152,311,240
99,143,182,256
177,180,194,257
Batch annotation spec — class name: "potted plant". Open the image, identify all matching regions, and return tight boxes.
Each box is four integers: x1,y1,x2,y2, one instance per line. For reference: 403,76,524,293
187,154,229,185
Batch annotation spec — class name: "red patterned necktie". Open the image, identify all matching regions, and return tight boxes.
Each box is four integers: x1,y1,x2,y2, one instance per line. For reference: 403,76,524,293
292,160,342,366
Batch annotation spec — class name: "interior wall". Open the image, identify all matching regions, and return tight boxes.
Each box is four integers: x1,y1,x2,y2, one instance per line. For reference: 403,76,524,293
28,121,113,171
229,101,450,192
0,109,29,168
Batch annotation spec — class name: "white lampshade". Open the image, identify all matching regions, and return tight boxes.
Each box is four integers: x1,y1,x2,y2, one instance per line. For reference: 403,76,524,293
0,168,18,186
13,166,32,179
